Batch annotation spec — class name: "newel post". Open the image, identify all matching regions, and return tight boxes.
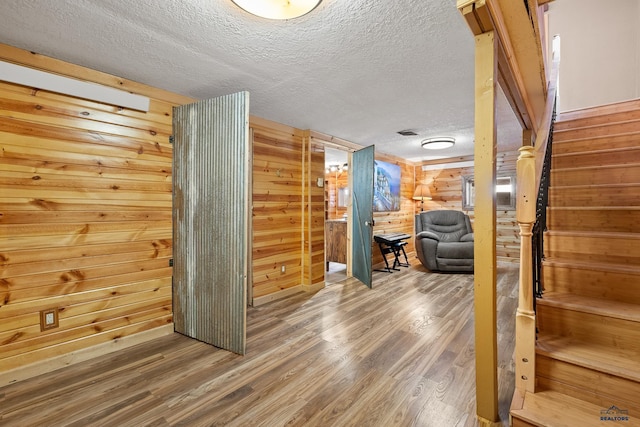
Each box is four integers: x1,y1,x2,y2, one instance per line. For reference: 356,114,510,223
515,146,536,393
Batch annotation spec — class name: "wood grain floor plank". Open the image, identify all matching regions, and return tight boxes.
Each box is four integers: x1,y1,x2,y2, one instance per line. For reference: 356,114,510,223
0,261,518,426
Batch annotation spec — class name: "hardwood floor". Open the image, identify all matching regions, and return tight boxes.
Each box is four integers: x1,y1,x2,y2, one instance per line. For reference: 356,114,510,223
325,262,347,285
0,260,518,426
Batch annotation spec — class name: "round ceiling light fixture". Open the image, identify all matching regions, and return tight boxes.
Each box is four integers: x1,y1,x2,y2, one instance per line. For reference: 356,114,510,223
421,137,455,150
231,0,322,20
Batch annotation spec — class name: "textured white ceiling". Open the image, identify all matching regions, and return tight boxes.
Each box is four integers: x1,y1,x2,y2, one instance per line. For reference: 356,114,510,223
0,0,521,163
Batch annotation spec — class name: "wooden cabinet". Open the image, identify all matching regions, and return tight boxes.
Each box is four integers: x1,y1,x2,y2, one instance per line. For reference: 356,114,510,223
325,220,347,267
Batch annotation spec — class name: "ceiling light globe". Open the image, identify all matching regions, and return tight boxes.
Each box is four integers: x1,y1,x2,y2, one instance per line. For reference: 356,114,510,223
421,137,455,150
231,0,322,20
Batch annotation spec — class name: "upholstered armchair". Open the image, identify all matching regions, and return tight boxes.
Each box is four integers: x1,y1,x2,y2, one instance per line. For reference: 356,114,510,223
415,210,474,272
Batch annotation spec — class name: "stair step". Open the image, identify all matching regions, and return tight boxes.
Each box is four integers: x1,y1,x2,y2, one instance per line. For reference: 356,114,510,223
547,206,640,233
536,335,640,384
544,230,640,265
542,259,640,304
550,163,640,186
536,355,640,418
556,98,640,123
537,302,640,352
552,131,640,154
548,183,640,207
555,110,640,132
552,146,640,169
537,292,640,323
554,119,640,142
510,389,640,427
518,99,640,427
542,258,640,274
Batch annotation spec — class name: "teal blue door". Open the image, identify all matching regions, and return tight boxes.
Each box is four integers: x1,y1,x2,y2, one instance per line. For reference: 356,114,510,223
351,145,375,288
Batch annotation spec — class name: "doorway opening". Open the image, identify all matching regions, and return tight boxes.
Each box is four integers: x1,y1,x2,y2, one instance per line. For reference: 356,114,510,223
324,147,349,285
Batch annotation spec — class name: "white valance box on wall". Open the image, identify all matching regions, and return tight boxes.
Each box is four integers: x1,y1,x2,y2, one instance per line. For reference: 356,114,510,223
0,60,150,111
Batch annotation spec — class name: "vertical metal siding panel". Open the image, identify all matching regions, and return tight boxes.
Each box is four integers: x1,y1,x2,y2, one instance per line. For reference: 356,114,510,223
173,92,248,355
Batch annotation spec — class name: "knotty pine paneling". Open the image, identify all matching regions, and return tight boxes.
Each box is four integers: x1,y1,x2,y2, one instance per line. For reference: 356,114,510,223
303,139,326,289
415,151,520,263
0,45,192,375
325,169,348,220
371,155,416,266
251,123,306,299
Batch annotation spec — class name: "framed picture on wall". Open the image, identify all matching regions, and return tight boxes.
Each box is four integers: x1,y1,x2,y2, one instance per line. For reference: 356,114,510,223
373,160,401,212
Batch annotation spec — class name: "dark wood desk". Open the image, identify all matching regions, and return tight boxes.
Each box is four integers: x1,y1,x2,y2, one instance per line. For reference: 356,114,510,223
326,220,347,269
374,233,411,273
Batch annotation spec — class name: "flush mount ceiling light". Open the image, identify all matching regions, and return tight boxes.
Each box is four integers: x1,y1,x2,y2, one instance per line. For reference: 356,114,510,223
231,0,322,20
325,163,348,173
421,137,455,150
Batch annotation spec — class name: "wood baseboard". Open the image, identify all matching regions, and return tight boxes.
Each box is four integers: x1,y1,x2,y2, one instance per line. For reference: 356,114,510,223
252,285,304,306
0,324,174,387
302,281,326,293
476,415,504,427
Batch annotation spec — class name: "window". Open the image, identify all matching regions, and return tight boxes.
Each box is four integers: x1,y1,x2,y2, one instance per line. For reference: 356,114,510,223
462,174,516,210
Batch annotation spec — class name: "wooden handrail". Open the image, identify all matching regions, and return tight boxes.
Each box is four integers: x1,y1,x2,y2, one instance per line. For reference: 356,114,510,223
533,48,561,190
459,0,548,132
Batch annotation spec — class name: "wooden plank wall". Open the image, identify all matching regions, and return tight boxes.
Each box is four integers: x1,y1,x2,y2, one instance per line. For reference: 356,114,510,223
303,137,325,291
415,151,520,263
371,155,417,266
325,169,348,220
0,43,193,377
250,118,307,301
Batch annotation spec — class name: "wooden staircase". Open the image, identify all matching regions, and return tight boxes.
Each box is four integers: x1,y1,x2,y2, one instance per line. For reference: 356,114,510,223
511,100,640,426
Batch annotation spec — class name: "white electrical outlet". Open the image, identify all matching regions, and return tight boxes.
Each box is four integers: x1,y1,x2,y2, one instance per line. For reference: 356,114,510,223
45,312,55,325
281,265,286,273
40,308,59,331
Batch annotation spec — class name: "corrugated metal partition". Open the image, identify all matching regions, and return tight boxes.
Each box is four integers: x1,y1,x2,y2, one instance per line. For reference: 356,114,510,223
172,92,250,355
